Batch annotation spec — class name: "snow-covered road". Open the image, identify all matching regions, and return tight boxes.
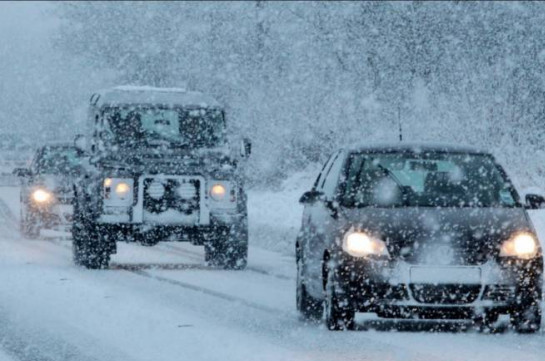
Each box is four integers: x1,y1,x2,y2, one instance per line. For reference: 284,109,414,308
0,186,544,361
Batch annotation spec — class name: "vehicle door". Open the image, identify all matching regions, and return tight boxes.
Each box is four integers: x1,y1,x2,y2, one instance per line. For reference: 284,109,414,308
304,151,346,296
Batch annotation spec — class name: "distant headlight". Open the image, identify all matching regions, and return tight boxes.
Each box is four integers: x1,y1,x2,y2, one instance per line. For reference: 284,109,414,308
210,184,227,201
115,182,131,200
32,189,53,203
500,232,539,259
342,231,389,258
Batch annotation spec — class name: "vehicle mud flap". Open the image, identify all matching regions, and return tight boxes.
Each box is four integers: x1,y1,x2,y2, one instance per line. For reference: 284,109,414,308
72,219,113,269
205,223,248,270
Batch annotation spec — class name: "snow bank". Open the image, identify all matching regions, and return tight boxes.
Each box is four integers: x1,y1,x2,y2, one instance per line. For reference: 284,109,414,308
247,164,321,255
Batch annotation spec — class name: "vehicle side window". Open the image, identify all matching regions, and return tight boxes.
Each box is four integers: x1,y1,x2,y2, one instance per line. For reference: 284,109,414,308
313,154,334,191
322,152,345,198
29,150,42,174
320,152,340,189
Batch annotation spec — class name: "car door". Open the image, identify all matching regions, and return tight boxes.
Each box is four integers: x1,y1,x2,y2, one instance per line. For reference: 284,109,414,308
304,151,346,297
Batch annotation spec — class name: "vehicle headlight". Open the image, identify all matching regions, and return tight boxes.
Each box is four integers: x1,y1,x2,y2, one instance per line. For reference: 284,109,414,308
500,232,539,259
342,231,389,258
210,183,227,201
115,182,131,200
103,178,133,205
32,189,53,203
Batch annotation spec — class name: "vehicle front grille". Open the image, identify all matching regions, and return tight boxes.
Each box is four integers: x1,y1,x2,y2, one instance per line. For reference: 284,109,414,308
143,178,200,215
410,284,481,305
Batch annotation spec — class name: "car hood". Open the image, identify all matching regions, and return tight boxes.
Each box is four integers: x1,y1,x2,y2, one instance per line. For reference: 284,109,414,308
339,206,533,265
96,147,238,177
34,174,77,196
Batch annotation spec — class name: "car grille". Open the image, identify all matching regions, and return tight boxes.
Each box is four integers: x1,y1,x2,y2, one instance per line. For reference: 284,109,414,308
410,284,481,304
143,177,200,216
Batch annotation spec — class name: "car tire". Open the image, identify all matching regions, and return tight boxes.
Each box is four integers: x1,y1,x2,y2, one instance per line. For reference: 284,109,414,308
72,202,111,269
324,270,355,331
296,258,323,321
20,207,40,239
205,225,248,270
511,304,542,333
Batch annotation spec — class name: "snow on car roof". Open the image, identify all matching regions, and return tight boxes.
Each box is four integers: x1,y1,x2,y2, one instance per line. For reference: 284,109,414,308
91,86,222,108
346,142,490,155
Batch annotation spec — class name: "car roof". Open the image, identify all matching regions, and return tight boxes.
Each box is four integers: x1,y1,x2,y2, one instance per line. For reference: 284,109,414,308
345,142,490,155
91,86,222,109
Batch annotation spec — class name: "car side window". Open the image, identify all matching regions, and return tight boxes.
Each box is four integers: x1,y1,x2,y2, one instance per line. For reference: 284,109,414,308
322,152,345,198
313,154,334,191
320,152,341,189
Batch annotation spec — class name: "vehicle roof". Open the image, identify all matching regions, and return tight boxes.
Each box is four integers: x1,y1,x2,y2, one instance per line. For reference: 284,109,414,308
91,86,222,109
345,142,490,155
37,143,75,151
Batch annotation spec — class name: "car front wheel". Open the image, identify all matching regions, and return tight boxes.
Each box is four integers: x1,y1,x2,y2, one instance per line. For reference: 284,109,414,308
511,304,542,333
296,258,323,321
324,268,355,331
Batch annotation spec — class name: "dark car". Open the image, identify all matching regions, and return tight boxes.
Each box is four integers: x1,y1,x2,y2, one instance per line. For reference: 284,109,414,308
71,86,251,269
13,144,83,238
296,143,544,332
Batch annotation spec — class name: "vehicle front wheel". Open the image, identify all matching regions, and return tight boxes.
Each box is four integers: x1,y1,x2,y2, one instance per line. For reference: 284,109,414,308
511,304,542,333
20,207,40,239
296,258,323,321
324,270,355,331
72,219,112,270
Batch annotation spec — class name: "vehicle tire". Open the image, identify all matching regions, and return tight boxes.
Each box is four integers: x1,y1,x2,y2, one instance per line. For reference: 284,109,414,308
474,311,500,333
72,202,111,269
20,207,40,239
511,304,542,333
205,224,248,270
296,258,323,321
324,269,355,331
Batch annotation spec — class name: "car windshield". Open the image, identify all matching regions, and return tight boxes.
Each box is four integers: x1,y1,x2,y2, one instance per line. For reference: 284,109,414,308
36,147,81,174
104,107,225,148
341,152,519,208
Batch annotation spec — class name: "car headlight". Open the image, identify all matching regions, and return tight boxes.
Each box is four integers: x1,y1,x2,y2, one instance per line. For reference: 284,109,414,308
210,183,227,201
342,231,389,258
32,189,53,204
500,232,539,259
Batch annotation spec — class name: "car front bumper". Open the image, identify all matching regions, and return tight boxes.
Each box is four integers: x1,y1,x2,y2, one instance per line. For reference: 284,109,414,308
334,256,543,319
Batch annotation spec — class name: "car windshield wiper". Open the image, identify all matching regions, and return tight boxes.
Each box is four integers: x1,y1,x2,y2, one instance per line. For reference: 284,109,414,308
376,164,410,206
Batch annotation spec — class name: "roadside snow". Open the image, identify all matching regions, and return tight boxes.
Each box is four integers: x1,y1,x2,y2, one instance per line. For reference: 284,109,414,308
248,165,320,255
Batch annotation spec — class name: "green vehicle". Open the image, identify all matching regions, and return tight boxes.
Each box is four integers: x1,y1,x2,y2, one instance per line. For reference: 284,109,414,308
72,86,251,269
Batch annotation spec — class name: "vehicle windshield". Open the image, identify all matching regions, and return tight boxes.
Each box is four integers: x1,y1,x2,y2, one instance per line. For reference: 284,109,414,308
36,147,81,174
341,152,519,208
104,106,225,148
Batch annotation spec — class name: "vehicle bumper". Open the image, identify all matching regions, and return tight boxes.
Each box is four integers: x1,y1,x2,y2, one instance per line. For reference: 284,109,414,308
334,256,543,319
32,204,74,230
96,213,247,245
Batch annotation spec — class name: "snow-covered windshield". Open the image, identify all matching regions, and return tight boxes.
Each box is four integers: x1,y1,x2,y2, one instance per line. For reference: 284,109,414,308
341,152,519,208
36,146,81,175
104,107,225,148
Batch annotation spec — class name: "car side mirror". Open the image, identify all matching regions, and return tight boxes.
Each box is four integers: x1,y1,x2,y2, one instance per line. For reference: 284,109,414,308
299,190,324,204
240,138,252,158
74,134,87,155
525,194,545,210
12,168,32,178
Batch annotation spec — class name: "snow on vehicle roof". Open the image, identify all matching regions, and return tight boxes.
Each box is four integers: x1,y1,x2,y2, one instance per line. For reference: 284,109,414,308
91,86,222,108
346,142,490,155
